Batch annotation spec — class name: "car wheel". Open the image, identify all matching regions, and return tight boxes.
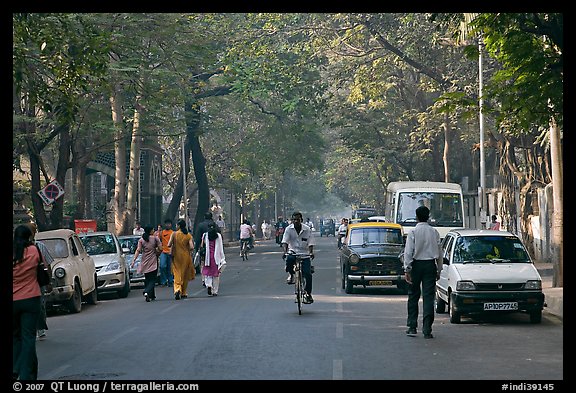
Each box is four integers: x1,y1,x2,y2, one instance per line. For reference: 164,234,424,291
84,288,98,305
529,310,542,324
344,274,354,294
66,281,82,314
449,297,461,324
435,292,446,313
118,273,131,298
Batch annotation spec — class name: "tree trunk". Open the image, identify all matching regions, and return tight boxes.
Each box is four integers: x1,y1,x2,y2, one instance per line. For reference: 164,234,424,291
48,122,71,230
110,82,128,235
186,103,210,235
443,112,451,182
549,116,563,287
126,95,143,231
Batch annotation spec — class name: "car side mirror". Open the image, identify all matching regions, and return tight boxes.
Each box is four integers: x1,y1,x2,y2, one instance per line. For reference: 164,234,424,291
443,256,450,265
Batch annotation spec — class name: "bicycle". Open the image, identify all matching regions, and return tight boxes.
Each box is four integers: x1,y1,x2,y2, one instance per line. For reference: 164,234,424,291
240,238,250,261
285,252,312,315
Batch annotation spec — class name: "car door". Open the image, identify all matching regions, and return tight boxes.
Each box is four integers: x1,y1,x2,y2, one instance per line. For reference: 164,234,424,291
71,234,95,293
437,234,454,301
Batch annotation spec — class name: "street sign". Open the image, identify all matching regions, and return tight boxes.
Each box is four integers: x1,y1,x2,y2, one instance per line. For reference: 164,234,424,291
37,179,65,206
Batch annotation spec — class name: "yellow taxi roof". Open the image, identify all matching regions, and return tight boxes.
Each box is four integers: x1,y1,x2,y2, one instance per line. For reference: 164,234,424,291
348,221,402,230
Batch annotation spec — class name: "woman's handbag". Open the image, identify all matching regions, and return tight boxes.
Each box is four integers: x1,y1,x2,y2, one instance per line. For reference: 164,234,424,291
36,246,51,287
193,251,201,268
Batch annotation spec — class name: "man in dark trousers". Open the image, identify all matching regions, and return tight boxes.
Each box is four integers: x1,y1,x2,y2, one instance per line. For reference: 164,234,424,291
403,206,442,339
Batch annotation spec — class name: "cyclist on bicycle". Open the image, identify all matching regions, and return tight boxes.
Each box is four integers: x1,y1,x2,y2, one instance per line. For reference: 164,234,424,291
282,211,315,304
239,219,254,256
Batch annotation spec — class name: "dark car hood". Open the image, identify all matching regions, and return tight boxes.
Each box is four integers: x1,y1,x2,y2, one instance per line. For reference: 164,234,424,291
348,244,403,257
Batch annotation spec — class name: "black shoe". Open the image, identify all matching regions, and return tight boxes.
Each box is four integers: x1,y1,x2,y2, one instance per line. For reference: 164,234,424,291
207,287,212,296
303,294,314,304
424,333,434,339
174,291,181,300
406,328,417,337
181,294,188,299
144,293,150,302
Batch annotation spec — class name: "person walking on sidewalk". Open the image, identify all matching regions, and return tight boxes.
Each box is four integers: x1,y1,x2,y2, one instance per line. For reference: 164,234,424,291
13,224,45,380
403,205,442,339
132,226,162,302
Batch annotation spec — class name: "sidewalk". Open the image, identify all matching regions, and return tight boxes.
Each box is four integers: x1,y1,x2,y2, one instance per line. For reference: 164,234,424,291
535,262,563,321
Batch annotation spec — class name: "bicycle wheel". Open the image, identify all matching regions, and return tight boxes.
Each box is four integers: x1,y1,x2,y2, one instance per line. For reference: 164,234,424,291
295,264,303,315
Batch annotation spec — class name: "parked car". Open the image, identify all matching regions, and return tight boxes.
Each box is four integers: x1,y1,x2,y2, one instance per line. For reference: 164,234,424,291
79,231,131,298
320,218,336,237
118,234,144,286
35,229,98,313
339,221,406,294
435,229,545,324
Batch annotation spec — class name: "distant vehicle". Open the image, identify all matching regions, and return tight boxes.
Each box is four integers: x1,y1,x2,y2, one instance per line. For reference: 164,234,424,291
35,229,98,313
384,181,465,239
319,218,336,237
339,221,406,294
79,231,131,298
436,228,545,324
352,206,377,219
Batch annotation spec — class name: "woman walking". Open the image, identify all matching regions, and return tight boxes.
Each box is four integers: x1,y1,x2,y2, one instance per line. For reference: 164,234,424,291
200,223,227,296
168,219,195,300
131,225,162,302
13,224,45,380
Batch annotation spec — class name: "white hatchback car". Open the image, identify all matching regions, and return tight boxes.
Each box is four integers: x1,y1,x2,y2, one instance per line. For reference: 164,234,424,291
79,231,131,298
35,229,98,313
435,229,545,324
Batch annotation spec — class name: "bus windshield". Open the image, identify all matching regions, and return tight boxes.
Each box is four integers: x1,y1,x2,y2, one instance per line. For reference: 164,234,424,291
397,191,463,227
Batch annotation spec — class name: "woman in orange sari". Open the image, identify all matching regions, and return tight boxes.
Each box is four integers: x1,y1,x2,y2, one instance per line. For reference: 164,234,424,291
167,219,195,300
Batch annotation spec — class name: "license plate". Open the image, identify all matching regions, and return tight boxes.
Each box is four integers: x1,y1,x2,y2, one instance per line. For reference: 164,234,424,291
483,302,518,311
369,280,392,286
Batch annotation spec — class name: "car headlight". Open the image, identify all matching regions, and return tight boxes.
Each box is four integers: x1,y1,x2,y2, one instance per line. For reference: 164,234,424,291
525,280,542,290
456,280,476,290
54,267,66,279
349,254,360,264
101,261,121,272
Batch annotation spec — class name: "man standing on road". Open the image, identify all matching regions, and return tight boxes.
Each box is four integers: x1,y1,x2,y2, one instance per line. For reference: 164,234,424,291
403,205,442,339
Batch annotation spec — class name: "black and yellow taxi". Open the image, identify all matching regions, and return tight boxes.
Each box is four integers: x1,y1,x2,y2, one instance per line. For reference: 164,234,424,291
339,221,406,294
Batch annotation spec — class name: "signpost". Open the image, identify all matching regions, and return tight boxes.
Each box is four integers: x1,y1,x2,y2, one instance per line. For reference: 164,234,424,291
37,180,65,206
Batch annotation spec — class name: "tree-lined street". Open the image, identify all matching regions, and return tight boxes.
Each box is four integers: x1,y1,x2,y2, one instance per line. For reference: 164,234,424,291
36,237,562,381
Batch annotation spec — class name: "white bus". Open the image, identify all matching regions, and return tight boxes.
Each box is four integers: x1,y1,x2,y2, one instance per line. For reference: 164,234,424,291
384,181,465,239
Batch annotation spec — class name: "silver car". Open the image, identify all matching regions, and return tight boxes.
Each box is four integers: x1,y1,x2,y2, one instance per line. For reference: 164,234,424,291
35,229,98,313
79,231,131,298
118,234,144,286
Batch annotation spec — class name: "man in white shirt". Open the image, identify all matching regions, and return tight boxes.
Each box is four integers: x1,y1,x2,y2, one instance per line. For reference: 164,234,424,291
281,211,316,304
403,206,442,339
337,218,348,249
133,221,145,236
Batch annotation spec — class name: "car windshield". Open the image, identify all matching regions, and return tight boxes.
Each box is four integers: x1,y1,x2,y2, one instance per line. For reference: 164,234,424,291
119,237,139,254
452,236,530,263
349,227,402,246
397,191,463,227
37,238,69,259
80,234,117,255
